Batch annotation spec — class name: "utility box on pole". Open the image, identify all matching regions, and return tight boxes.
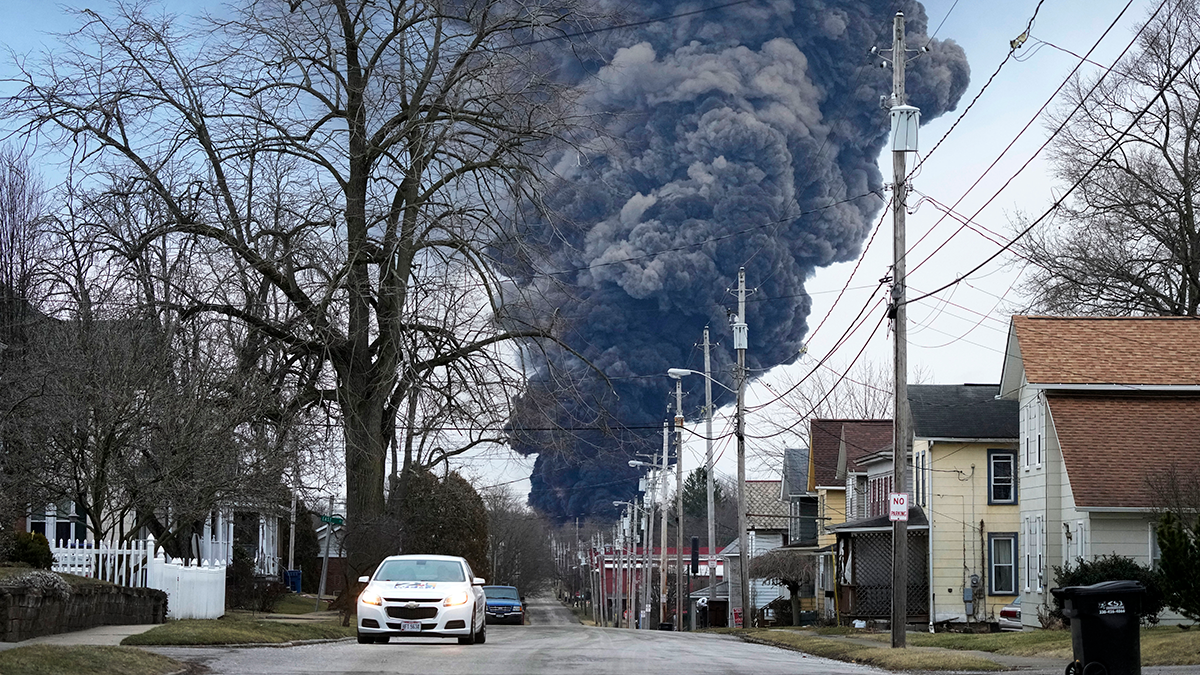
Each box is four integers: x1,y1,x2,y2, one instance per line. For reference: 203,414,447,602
889,105,920,152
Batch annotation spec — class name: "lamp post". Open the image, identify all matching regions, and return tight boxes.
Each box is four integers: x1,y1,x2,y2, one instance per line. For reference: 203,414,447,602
666,365,745,629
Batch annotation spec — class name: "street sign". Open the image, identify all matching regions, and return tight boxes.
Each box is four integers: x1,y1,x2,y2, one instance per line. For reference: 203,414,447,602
707,559,717,569
320,514,345,525
888,493,908,522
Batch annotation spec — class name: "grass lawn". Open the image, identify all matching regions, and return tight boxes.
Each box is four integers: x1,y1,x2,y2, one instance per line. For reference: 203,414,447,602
269,593,327,615
859,628,1073,658
0,566,111,589
813,626,1199,665
741,629,1005,671
121,615,355,646
0,645,183,675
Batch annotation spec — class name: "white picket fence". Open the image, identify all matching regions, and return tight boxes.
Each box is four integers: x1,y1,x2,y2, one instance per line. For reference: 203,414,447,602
50,534,227,619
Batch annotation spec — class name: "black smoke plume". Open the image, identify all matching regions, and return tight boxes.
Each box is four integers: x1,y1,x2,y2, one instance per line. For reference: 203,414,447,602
506,0,969,522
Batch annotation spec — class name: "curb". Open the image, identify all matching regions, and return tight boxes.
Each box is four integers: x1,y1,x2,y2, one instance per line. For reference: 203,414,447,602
160,637,357,649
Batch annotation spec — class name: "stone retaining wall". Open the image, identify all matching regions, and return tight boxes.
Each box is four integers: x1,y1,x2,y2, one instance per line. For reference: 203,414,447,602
0,584,167,642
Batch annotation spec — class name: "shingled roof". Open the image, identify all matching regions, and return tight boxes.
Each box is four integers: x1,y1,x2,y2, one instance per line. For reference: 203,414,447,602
1006,316,1200,386
908,384,1018,441
1048,394,1200,510
808,419,892,490
745,480,789,530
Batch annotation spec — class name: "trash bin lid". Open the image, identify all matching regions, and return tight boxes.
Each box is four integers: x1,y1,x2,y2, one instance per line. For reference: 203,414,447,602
1050,580,1145,600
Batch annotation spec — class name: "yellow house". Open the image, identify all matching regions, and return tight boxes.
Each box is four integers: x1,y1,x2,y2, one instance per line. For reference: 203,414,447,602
807,418,892,619
909,384,1019,627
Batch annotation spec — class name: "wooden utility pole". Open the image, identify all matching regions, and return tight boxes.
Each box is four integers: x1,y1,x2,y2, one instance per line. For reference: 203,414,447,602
703,327,716,625
659,421,669,626
889,11,913,650
734,268,750,629
674,379,685,628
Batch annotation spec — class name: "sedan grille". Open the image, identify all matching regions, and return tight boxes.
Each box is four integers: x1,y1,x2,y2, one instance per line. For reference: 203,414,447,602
387,606,438,620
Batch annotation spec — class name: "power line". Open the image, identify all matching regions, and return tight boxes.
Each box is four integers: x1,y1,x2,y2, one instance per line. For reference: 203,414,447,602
906,0,1196,308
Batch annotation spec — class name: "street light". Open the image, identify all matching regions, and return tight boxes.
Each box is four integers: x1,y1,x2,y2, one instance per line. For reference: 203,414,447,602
667,356,747,631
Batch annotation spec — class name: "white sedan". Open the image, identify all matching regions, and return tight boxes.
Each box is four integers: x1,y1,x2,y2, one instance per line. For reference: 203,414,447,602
356,554,487,645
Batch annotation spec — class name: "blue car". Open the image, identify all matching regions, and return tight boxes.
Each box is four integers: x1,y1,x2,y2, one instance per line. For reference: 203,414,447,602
482,585,525,625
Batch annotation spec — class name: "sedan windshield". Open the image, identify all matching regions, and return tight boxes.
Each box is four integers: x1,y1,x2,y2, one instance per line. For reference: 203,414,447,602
375,559,465,582
485,587,519,600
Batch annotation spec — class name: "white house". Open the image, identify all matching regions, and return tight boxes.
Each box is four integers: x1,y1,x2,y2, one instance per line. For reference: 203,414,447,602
999,315,1200,627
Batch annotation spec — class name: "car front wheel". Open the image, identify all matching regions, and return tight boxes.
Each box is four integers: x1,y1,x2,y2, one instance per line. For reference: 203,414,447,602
458,615,477,645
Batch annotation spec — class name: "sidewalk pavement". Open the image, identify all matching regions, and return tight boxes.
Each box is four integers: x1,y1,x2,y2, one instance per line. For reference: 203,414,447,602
0,623,161,652
0,611,345,653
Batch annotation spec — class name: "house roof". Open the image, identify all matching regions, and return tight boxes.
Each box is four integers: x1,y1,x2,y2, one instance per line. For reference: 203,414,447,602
1048,394,1200,510
781,447,809,497
908,384,1018,440
827,505,929,532
1007,316,1200,387
808,419,892,489
745,480,789,530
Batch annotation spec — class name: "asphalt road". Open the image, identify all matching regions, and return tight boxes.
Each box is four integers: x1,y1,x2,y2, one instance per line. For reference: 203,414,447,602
152,596,883,675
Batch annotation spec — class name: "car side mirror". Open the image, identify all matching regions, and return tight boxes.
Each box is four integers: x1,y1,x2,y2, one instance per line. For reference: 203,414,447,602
358,576,370,583
473,577,486,585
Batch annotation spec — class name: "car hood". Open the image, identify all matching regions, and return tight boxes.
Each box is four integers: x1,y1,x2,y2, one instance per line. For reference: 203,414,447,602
485,598,522,607
370,581,469,599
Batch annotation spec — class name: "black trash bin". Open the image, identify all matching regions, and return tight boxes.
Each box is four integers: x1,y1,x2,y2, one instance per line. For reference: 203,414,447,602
1050,580,1145,675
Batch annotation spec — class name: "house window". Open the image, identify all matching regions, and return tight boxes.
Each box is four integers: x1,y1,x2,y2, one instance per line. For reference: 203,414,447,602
1036,515,1045,592
1035,396,1044,466
1024,402,1036,469
1076,520,1086,561
989,533,1018,595
27,502,86,543
1023,517,1032,592
868,475,892,518
915,451,926,507
1150,523,1161,569
1020,402,1029,469
988,450,1016,504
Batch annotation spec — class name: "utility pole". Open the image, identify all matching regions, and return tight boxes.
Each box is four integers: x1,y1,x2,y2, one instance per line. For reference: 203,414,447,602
600,535,608,626
287,490,297,572
733,267,750,629
674,377,685,629
315,495,334,612
659,421,669,627
615,522,624,628
703,326,716,627
887,11,918,650
643,443,658,630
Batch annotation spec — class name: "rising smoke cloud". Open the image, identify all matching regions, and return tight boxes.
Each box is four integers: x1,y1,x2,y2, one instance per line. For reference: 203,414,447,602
507,0,969,521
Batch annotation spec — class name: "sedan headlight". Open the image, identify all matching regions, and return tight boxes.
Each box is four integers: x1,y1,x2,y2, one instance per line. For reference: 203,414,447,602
443,591,470,607
359,590,382,606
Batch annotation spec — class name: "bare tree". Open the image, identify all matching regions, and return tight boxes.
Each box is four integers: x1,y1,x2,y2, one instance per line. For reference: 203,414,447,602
747,547,815,625
484,487,555,593
0,145,49,532
754,358,913,473
8,0,591,570
1015,1,1200,315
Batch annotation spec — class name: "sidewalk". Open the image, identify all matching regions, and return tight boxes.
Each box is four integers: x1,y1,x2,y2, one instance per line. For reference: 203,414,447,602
0,624,161,652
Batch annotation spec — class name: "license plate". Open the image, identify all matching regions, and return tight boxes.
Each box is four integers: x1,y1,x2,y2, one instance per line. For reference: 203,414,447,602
400,620,421,632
